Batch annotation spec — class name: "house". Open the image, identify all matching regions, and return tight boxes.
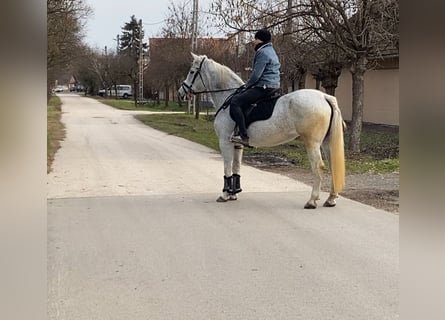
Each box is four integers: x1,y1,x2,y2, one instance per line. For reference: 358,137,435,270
306,54,399,126
68,75,77,92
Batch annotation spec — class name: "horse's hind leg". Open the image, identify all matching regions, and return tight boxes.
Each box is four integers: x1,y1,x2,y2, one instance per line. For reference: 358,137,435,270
304,143,324,209
321,140,338,207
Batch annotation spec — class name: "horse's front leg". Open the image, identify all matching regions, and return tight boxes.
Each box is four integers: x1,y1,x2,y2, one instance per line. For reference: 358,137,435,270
216,140,237,202
232,145,244,194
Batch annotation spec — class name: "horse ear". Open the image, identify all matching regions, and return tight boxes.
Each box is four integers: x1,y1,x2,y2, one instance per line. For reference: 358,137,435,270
191,52,198,60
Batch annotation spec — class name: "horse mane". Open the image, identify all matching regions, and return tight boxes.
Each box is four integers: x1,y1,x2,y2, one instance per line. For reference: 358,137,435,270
204,56,244,87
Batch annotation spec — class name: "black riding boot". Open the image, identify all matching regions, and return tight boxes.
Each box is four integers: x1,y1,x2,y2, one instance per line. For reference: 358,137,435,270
232,174,242,194
222,175,234,194
229,105,248,138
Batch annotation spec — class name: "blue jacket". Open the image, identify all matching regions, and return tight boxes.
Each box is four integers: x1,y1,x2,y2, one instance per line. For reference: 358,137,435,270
245,42,281,89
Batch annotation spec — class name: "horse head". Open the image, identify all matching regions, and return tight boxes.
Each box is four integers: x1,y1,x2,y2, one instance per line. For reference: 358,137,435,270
178,53,208,100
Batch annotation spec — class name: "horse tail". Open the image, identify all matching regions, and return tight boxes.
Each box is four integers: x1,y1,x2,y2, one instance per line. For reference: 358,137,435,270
324,95,345,193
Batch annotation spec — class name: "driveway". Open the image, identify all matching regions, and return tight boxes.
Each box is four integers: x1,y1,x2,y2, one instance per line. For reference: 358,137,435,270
48,94,398,319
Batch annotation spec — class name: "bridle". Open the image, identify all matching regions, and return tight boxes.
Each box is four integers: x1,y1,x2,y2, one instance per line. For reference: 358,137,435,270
180,57,208,95
180,57,239,96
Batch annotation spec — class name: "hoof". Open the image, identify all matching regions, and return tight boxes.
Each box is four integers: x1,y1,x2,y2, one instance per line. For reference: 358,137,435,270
323,201,336,207
304,202,317,209
216,196,228,202
228,194,238,201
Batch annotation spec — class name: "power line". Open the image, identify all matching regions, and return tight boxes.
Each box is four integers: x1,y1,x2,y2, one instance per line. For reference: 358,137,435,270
142,20,166,26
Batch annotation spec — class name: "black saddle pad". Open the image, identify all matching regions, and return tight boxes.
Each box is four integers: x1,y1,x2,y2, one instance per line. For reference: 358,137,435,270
244,95,280,127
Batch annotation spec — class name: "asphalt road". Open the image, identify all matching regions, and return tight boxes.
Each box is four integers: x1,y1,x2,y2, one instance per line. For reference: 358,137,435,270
48,94,398,319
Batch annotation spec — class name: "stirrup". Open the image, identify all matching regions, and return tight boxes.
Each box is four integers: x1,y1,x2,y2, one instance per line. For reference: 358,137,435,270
230,135,250,147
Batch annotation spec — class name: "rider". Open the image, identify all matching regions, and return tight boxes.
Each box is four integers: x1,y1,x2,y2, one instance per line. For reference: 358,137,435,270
230,28,281,146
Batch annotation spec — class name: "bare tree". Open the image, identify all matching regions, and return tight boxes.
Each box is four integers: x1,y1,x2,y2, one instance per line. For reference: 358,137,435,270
146,0,213,110
212,0,288,33
89,49,123,95
70,45,131,98
146,38,191,106
306,41,347,95
162,0,195,38
47,0,91,100
210,0,398,153
71,47,102,95
306,0,399,152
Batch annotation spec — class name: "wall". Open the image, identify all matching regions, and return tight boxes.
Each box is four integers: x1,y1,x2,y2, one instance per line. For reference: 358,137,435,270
305,66,399,126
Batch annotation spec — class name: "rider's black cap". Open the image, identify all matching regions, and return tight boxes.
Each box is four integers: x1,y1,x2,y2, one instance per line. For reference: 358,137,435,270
254,28,271,43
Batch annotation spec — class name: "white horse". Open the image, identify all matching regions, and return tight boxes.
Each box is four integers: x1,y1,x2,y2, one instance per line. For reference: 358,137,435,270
178,53,345,209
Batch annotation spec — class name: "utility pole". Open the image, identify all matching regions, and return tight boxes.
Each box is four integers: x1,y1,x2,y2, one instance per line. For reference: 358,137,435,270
138,19,144,104
104,46,109,97
191,0,198,52
190,0,198,116
286,0,293,34
281,0,294,94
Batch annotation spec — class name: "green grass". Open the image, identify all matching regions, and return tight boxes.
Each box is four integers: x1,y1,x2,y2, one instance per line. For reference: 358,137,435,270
136,114,220,150
135,113,399,174
96,98,189,112
343,123,399,173
47,96,65,173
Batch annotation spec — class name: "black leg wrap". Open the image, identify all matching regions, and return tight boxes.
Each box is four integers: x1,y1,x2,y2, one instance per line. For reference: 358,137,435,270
232,174,242,194
222,175,234,194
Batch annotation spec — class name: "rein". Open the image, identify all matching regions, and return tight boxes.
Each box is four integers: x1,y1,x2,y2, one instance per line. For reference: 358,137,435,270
191,88,237,95
181,57,240,95
214,88,242,117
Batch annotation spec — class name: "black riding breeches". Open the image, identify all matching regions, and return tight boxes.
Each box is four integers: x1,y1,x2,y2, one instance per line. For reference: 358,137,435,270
229,87,274,137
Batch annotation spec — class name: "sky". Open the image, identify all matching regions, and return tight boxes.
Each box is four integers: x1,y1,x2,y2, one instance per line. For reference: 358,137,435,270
84,0,215,51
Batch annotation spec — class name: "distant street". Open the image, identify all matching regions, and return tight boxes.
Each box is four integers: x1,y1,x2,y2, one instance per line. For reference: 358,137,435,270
48,94,398,320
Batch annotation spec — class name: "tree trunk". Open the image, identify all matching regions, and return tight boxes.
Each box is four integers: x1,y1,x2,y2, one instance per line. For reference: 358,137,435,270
321,62,342,96
282,76,289,94
322,78,337,95
312,69,323,91
349,55,367,153
164,85,169,107
133,80,138,107
194,95,201,119
47,76,55,102
315,78,321,90
295,68,306,89
324,86,336,96
156,90,160,105
298,75,305,89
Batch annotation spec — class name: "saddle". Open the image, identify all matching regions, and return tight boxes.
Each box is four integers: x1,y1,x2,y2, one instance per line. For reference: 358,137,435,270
229,89,281,128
